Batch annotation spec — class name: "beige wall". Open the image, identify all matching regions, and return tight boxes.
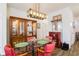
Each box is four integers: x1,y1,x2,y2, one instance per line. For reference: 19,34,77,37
0,3,7,55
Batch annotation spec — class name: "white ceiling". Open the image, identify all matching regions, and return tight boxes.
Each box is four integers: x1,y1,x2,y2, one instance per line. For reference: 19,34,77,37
8,3,79,17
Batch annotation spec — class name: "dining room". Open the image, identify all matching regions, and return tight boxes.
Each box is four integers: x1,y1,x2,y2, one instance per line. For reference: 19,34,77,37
0,3,79,56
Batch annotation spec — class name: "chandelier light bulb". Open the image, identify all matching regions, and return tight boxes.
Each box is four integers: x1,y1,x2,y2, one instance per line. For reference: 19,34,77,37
37,13,39,16
42,14,44,18
40,14,42,17
33,12,36,15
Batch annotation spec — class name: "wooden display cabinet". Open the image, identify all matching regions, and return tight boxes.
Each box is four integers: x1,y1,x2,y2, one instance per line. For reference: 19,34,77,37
9,16,37,47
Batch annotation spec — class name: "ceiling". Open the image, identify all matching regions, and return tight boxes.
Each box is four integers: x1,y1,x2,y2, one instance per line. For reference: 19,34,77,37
8,3,79,17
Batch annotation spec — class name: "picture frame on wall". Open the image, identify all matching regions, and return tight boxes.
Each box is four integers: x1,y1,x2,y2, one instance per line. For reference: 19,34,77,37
53,14,62,21
53,16,58,21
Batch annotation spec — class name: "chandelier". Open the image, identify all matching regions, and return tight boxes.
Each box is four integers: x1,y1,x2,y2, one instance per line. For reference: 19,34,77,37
27,4,47,20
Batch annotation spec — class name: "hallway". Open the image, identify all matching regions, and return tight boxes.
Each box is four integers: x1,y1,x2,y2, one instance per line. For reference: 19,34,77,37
53,41,79,56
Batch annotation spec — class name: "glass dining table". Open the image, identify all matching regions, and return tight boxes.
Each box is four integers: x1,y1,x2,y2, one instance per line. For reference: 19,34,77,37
14,41,36,56
14,42,29,55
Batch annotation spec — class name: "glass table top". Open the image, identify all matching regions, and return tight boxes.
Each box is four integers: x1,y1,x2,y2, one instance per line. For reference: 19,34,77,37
37,39,49,45
15,42,29,48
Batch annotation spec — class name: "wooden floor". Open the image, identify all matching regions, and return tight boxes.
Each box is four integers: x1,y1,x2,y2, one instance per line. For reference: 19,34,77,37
52,41,79,56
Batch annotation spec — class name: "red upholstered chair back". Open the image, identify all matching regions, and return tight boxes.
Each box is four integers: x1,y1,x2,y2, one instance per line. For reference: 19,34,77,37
4,44,16,56
37,42,55,56
44,43,55,56
44,43,55,53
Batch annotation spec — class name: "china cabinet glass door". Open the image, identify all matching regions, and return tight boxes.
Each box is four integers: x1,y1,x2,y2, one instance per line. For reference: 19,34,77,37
12,19,18,36
19,20,26,42
20,20,25,36
11,18,19,46
27,21,33,36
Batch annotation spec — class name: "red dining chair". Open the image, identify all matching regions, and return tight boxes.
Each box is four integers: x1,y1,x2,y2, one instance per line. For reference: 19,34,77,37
4,44,16,56
37,42,55,56
4,44,29,56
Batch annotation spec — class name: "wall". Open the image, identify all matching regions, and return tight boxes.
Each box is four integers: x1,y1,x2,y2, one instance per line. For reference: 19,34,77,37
37,20,52,39
48,7,74,49
0,3,7,55
8,7,27,18
74,17,79,32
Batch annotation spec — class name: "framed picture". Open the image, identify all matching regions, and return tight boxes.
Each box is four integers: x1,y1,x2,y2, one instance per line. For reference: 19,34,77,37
53,14,62,21
53,16,58,21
